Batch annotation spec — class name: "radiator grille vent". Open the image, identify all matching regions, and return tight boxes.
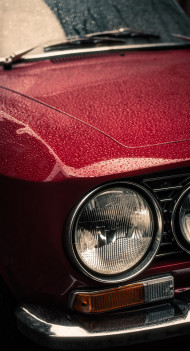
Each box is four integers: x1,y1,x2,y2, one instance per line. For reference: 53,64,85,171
140,167,190,257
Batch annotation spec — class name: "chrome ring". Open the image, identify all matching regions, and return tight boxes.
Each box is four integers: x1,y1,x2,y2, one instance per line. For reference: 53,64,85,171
65,181,163,284
171,185,190,254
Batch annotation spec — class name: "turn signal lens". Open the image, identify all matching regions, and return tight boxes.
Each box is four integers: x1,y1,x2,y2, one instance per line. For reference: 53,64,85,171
73,284,144,313
71,275,174,314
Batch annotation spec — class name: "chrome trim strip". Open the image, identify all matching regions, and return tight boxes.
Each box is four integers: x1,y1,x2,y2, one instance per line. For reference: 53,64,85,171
16,297,190,350
0,42,189,66
65,181,163,284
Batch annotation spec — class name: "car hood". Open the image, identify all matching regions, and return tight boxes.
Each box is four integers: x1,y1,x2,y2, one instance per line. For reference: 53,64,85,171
0,49,190,182
1,49,190,148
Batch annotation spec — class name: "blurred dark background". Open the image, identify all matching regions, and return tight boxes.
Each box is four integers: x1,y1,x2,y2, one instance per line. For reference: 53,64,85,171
178,0,190,16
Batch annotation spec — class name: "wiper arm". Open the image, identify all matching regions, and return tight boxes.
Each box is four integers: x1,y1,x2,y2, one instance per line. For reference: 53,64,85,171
3,46,37,69
44,27,160,52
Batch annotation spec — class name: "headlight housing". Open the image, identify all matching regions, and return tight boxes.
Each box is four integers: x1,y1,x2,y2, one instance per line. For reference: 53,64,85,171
172,186,190,254
66,182,162,283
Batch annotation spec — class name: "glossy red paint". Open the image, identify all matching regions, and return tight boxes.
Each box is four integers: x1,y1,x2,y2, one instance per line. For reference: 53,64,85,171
0,49,190,308
1,49,190,182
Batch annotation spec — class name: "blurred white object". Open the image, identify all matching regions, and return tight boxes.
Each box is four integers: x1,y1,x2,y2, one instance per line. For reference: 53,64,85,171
0,0,66,56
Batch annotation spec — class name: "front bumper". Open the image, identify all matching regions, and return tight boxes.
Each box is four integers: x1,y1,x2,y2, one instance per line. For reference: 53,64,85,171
16,294,190,350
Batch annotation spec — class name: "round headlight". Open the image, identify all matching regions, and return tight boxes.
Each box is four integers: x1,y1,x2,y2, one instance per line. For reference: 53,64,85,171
67,182,162,283
179,193,190,243
172,187,190,253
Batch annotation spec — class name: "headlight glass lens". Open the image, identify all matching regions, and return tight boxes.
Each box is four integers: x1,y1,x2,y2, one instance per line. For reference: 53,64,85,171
179,192,190,244
73,187,154,275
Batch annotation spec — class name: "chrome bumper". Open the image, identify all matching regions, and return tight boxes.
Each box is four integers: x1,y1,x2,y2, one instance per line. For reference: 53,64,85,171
16,297,190,350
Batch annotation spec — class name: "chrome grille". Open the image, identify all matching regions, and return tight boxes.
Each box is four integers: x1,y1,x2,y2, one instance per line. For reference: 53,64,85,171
141,167,190,257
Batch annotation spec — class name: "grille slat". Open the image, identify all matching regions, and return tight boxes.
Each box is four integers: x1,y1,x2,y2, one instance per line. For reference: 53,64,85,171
142,167,190,258
159,198,173,203
153,185,183,192
143,172,190,183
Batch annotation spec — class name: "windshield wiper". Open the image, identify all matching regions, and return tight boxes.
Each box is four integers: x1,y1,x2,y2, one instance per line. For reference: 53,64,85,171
44,27,160,52
86,27,160,38
3,46,37,70
2,27,160,69
172,33,190,43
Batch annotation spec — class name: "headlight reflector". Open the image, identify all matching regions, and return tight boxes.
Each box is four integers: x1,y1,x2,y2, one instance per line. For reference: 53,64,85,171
67,182,162,283
74,187,153,275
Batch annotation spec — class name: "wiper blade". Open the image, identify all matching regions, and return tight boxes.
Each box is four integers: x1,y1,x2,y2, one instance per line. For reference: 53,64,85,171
44,27,160,52
172,33,190,43
85,27,160,38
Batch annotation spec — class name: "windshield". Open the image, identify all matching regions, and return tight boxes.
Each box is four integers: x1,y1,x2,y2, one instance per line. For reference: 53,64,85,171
1,0,190,58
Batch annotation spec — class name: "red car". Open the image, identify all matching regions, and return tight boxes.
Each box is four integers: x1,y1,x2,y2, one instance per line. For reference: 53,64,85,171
0,0,190,349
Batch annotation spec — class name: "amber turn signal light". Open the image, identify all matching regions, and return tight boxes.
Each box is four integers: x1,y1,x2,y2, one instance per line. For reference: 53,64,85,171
71,275,174,314
72,283,144,313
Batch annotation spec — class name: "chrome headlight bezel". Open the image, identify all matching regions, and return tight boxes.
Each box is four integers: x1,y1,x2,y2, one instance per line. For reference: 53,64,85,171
66,181,163,284
172,186,190,254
